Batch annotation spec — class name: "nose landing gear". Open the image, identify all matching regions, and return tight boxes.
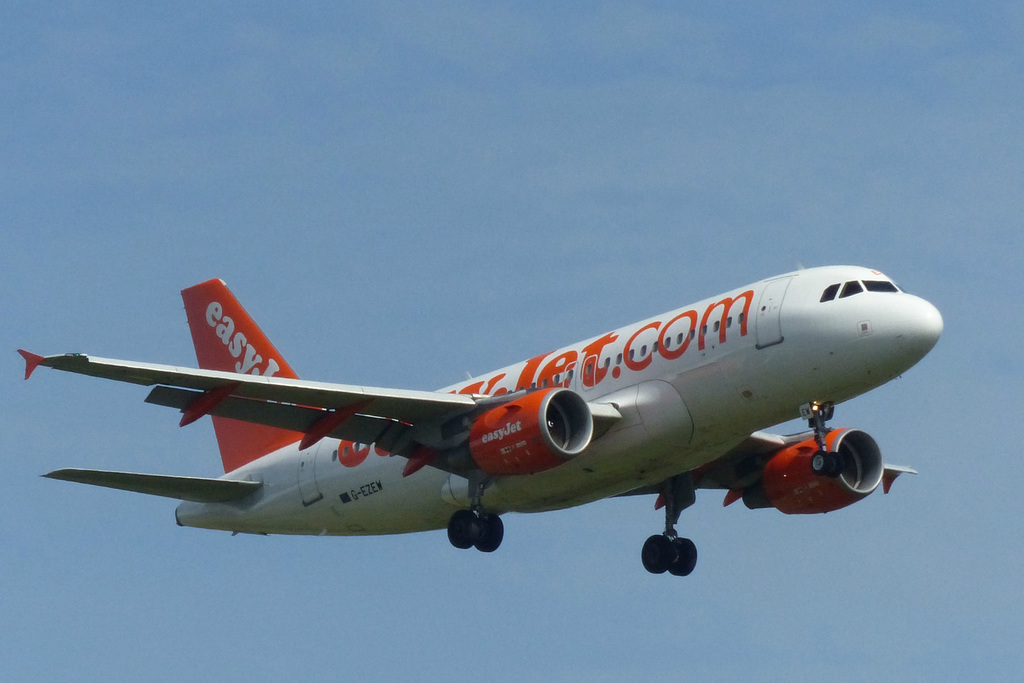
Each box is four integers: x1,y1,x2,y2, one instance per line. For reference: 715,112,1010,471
802,401,844,477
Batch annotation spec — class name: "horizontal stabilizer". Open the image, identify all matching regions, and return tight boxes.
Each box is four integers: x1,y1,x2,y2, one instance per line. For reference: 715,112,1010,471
18,349,46,380
43,469,261,503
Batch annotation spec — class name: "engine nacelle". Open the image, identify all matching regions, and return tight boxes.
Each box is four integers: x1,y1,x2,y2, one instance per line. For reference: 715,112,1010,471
468,388,594,476
743,428,884,514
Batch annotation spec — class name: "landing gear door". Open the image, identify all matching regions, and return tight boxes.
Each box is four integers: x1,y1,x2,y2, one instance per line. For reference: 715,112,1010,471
755,276,793,349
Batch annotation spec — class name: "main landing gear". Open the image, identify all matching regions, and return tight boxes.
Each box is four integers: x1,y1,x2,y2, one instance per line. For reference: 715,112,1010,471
642,474,698,577
803,401,844,478
447,509,504,553
447,476,504,553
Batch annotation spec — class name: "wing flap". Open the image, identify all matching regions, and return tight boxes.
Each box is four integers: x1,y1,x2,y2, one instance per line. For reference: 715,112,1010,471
43,468,261,503
145,386,409,449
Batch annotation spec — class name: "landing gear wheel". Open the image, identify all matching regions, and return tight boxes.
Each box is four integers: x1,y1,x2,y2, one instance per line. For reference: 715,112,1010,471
668,537,697,577
448,510,504,552
811,451,845,478
447,509,480,550
474,513,504,553
641,534,677,574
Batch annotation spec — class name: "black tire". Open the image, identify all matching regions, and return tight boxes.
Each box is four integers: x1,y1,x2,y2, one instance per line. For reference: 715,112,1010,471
813,451,846,478
668,537,698,577
641,534,676,574
447,509,478,550
828,453,846,478
474,513,504,553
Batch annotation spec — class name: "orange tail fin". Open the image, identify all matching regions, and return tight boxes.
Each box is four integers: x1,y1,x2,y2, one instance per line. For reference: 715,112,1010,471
181,279,302,473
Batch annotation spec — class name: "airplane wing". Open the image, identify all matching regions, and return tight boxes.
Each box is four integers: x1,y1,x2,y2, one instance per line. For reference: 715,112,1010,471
615,431,800,498
692,430,916,494
694,430,811,491
22,350,624,466
21,351,480,453
23,353,475,419
619,429,917,501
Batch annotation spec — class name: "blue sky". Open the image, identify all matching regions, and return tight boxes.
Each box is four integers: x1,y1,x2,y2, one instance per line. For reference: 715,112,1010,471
3,3,1022,681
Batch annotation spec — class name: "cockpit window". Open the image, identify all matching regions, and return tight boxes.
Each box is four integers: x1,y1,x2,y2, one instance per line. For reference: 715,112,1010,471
863,280,899,293
820,284,841,302
839,281,863,298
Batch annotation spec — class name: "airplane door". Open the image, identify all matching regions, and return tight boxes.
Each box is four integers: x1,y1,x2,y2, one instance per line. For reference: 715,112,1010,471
755,276,792,349
580,354,598,392
297,446,324,506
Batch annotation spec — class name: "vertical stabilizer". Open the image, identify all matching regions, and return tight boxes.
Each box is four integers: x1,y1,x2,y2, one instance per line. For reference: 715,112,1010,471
181,279,303,473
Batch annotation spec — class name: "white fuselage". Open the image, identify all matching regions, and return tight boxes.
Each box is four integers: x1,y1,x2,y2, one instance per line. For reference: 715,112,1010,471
175,266,942,536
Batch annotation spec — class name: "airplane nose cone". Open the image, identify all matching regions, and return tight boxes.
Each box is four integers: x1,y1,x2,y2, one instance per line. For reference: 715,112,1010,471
898,296,943,359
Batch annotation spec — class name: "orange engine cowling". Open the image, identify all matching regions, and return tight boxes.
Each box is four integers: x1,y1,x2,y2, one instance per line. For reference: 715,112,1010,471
468,388,594,476
743,429,884,514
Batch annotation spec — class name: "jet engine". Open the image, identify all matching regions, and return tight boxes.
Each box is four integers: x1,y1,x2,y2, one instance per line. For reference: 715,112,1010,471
742,429,884,514
467,388,594,476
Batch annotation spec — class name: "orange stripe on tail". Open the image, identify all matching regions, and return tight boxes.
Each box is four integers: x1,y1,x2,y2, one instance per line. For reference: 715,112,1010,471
181,279,303,473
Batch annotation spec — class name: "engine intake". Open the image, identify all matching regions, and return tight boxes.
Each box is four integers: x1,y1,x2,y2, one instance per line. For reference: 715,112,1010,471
743,428,884,514
468,388,594,476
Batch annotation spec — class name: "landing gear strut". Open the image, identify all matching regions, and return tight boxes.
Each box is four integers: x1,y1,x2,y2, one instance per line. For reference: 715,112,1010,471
803,401,843,478
642,474,698,577
447,474,504,553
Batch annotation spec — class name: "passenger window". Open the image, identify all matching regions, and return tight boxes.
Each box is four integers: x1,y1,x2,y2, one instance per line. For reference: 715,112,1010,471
713,321,720,333
839,281,863,298
863,280,899,293
616,353,622,365
820,284,840,302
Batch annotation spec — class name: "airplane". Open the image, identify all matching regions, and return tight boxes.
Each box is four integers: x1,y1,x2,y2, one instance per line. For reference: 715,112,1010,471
19,265,942,576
